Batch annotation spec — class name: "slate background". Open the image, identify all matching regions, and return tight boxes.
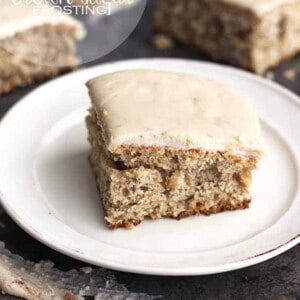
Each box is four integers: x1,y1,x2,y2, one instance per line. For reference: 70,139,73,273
0,1,299,299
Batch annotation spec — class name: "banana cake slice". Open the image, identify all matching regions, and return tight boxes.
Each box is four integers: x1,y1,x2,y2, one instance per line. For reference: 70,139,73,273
0,1,85,94
86,70,265,229
155,0,300,73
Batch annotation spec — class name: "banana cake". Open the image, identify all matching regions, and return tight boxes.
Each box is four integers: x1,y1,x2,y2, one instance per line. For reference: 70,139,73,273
86,70,265,229
155,0,300,73
0,1,85,94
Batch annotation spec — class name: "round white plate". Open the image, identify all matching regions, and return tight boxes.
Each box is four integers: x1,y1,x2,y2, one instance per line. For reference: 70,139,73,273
0,59,299,276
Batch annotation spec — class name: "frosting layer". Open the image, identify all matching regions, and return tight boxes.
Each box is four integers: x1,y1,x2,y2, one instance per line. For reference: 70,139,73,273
87,70,265,154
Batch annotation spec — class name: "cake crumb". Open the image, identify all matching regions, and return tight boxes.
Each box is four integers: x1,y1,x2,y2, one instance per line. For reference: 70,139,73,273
283,68,297,80
80,266,93,274
265,71,274,80
186,138,192,146
153,34,174,50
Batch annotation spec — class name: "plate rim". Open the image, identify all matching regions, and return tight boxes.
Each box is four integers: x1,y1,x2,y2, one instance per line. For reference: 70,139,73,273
0,58,300,276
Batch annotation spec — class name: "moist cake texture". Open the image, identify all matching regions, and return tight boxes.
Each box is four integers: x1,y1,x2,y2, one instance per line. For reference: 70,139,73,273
0,2,85,94
86,70,265,229
154,0,300,73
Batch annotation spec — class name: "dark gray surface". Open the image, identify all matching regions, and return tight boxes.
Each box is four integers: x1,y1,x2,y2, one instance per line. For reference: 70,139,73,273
0,2,299,299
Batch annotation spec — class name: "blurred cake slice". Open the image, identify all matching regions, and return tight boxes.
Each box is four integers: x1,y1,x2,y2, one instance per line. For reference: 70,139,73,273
86,70,265,229
0,2,85,94
155,0,300,73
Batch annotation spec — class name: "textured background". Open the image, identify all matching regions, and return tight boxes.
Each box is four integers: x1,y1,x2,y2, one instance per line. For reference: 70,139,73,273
0,1,299,299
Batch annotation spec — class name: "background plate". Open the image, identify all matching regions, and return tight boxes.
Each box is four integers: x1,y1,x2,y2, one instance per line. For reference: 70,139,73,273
0,59,299,275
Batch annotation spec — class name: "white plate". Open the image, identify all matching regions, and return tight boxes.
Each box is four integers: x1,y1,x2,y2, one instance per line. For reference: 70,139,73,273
0,59,300,276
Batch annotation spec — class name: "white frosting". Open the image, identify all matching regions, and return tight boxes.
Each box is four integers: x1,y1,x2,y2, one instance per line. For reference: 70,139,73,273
0,0,85,40
223,0,298,16
87,70,265,154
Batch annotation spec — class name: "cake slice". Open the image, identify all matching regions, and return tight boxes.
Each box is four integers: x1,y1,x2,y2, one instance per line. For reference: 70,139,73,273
86,70,265,229
154,0,300,73
0,2,85,94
